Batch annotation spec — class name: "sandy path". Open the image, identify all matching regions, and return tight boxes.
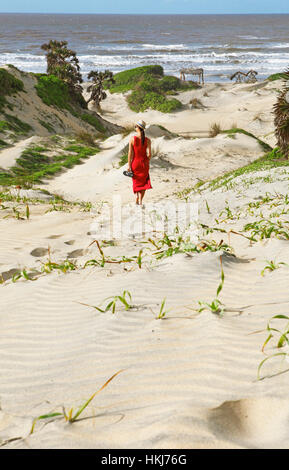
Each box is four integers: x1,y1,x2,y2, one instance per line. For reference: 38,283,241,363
0,136,42,169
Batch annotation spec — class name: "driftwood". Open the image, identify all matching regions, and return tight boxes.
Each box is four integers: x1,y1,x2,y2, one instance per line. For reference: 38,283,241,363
180,68,204,84
230,70,258,83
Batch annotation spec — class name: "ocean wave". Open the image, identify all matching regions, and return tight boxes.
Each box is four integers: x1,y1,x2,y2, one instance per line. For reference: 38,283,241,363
271,43,289,49
142,43,189,50
238,35,269,40
0,49,287,80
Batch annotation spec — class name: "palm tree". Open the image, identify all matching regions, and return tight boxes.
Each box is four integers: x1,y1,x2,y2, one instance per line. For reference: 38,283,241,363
86,70,115,112
273,68,289,157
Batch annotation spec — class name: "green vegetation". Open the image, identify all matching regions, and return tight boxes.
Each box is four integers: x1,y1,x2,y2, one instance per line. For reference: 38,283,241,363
128,89,182,113
208,147,287,191
146,232,233,259
40,40,86,109
86,70,115,109
119,153,128,167
81,290,133,314
267,72,289,82
273,67,289,157
0,68,24,111
105,65,198,113
0,143,99,186
0,138,8,148
79,113,106,133
261,260,288,276
38,119,56,133
243,219,289,241
105,65,164,93
151,298,170,320
35,76,105,132
3,114,32,134
197,256,226,315
35,74,74,111
222,127,273,153
258,315,289,379
30,370,123,434
0,114,32,136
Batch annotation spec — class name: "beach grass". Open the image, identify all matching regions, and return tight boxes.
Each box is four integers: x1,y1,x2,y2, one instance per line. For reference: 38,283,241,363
0,67,24,112
0,113,32,136
267,72,289,82
0,142,99,187
197,256,226,315
208,147,286,191
257,315,289,379
30,370,123,434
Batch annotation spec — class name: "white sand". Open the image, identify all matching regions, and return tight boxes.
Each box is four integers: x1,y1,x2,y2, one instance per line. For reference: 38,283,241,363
1,79,289,449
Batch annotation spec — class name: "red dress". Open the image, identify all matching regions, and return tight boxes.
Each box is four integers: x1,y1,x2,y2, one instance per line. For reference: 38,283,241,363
131,136,152,193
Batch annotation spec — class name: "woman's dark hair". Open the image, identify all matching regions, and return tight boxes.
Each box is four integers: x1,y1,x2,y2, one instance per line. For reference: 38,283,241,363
135,124,146,145
139,127,145,145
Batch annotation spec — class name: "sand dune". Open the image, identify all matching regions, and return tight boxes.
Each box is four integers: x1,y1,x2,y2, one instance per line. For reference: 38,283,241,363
1,78,289,449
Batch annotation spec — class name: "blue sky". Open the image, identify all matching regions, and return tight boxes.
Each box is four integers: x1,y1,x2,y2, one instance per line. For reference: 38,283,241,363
1,0,288,14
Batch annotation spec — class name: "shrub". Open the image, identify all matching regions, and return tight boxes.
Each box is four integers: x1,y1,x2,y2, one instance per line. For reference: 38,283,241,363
159,75,180,91
107,65,196,113
107,65,164,93
35,75,73,110
127,88,182,113
41,40,85,108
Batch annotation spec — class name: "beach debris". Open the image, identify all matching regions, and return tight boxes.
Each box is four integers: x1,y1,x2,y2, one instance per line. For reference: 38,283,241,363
230,70,258,83
180,67,204,84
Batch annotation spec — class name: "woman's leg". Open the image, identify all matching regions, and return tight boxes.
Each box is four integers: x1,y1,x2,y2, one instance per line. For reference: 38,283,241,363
135,192,140,204
140,190,146,205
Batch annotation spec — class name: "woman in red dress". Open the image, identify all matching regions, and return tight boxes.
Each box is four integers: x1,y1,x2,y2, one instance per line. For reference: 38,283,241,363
128,120,152,205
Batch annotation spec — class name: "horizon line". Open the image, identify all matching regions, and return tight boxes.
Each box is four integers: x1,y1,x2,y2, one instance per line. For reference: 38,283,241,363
0,12,289,15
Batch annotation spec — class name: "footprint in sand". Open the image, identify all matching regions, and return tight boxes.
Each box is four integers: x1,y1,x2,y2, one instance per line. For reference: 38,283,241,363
30,248,49,257
46,235,63,239
67,249,85,258
207,397,289,448
64,240,75,246
1,268,21,281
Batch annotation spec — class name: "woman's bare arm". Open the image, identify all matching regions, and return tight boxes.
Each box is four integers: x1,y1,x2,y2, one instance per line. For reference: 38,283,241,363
128,137,134,171
147,138,152,160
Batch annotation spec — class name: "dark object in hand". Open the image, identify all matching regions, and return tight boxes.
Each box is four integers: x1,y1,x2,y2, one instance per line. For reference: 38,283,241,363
123,170,134,178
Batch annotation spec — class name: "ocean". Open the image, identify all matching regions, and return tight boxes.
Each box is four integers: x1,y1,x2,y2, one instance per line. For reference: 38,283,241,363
0,13,289,82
